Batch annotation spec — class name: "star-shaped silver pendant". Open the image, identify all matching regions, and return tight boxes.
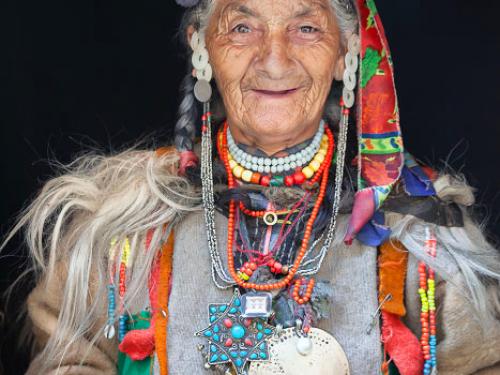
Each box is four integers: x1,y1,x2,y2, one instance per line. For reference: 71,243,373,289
195,289,275,375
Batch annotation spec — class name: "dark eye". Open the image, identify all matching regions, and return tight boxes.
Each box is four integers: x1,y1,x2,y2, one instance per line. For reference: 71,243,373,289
299,25,319,33
232,24,251,33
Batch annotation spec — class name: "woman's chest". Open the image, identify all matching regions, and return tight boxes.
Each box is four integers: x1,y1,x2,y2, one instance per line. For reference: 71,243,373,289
163,212,387,375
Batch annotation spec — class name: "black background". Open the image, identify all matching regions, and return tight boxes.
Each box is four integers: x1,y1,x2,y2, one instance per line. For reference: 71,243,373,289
1,0,499,373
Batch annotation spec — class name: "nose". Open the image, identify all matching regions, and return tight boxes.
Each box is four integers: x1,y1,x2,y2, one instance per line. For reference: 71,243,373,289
255,30,295,81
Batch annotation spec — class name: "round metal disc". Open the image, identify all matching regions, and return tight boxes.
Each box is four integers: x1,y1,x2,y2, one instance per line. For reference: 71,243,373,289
345,52,358,73
342,87,355,108
192,47,209,70
347,34,360,55
194,79,212,102
248,327,350,375
196,63,213,82
190,30,205,51
343,70,357,91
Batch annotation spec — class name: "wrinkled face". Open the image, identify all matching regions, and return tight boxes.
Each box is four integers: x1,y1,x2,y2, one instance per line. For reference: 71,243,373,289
203,0,345,153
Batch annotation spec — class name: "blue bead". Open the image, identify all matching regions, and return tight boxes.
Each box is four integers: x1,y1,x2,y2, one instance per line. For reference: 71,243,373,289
214,325,220,333
240,351,247,357
229,307,238,314
220,354,229,361
219,305,227,312
231,325,246,339
234,299,241,307
259,352,267,359
257,323,263,330
235,358,243,367
257,332,263,340
230,352,238,358
259,342,266,350
213,334,220,342
210,315,217,323
210,354,218,363
210,306,217,314
250,353,258,360
210,345,217,353
204,331,212,337
264,328,272,335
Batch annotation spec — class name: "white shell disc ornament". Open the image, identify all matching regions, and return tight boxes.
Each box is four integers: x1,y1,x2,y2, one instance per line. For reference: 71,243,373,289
248,328,350,375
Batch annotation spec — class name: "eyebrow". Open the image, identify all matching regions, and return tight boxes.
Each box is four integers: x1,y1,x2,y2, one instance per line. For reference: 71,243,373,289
235,5,259,17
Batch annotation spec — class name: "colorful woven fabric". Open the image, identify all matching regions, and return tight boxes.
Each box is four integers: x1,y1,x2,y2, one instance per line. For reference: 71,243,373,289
155,231,175,375
117,311,153,375
379,240,424,375
345,0,405,244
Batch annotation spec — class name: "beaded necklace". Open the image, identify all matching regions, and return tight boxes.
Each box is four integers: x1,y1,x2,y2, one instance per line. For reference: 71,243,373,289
217,122,334,301
419,227,438,374
227,121,325,174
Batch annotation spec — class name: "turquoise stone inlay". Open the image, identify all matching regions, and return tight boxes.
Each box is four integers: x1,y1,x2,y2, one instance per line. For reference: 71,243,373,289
231,325,246,339
195,289,275,375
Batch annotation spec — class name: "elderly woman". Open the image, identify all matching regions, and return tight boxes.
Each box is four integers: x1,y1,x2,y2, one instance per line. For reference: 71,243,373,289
12,0,500,374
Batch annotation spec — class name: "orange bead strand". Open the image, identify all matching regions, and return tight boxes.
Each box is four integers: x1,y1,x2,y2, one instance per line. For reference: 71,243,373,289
217,122,334,291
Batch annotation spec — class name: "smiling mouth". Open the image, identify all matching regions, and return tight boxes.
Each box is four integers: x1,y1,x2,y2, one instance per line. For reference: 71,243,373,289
252,88,299,97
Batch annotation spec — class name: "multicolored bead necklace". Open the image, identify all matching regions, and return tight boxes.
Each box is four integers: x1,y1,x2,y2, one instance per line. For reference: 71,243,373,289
226,122,331,187
227,120,325,173
217,121,334,303
419,227,438,374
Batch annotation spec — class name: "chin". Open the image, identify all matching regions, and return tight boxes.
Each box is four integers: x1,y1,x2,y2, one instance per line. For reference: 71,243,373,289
246,112,303,138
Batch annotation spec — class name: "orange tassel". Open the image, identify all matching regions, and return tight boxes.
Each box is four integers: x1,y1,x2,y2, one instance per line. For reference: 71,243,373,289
154,231,175,375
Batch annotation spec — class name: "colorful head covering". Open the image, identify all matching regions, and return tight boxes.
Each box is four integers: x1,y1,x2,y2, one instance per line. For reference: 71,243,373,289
344,0,404,244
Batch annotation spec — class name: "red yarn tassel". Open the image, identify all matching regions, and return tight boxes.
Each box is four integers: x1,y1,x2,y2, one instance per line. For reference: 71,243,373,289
119,247,161,360
381,310,423,375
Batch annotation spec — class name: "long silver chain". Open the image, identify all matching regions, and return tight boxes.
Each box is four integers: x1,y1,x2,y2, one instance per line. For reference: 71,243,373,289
200,102,235,288
297,111,349,276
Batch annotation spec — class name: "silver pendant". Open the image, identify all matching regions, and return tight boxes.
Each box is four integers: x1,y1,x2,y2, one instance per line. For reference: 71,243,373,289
195,289,276,375
241,292,273,318
248,328,350,375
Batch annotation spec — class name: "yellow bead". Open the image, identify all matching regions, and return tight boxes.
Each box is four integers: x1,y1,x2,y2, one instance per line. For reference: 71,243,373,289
322,135,328,142
232,165,244,179
229,159,237,169
317,148,327,156
309,159,321,171
241,169,253,182
302,166,314,179
314,153,325,163
239,272,250,281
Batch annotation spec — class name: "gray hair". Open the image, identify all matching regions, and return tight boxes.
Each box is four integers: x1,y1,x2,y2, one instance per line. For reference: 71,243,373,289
174,0,358,154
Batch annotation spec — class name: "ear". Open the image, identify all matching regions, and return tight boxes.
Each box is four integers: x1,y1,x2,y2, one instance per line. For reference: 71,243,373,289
186,25,196,47
333,49,346,81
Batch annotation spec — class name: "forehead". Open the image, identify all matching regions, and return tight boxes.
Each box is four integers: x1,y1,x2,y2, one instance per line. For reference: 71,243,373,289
215,0,333,19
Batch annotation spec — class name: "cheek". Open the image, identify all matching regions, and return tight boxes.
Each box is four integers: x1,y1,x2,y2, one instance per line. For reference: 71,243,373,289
209,44,255,105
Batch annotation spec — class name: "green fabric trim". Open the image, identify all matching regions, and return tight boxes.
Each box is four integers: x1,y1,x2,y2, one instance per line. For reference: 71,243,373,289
117,311,153,375
366,0,378,29
361,48,383,88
